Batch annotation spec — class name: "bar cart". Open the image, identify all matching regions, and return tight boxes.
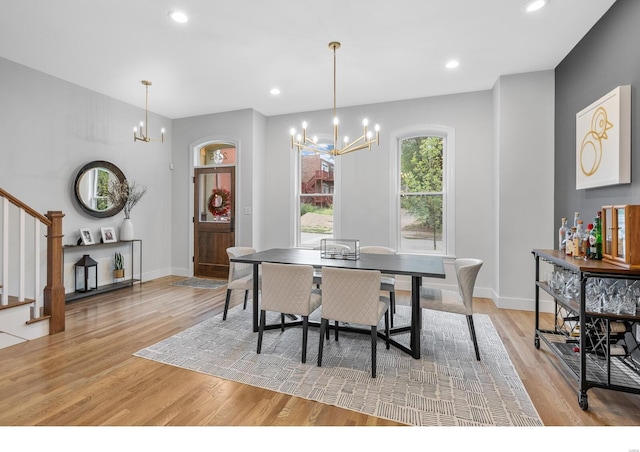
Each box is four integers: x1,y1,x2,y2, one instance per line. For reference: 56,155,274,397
532,249,640,410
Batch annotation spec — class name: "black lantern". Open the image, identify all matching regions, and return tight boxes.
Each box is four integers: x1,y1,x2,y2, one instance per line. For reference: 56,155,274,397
75,254,98,292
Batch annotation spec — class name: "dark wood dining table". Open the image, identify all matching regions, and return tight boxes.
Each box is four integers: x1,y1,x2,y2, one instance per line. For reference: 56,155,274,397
230,247,446,359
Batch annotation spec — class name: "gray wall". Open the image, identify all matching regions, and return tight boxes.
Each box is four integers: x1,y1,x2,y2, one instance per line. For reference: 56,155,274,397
555,0,640,226
0,57,173,289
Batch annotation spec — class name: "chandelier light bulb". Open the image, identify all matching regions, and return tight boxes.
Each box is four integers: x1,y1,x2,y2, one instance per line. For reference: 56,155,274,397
161,128,166,134
333,117,339,126
343,136,349,144
140,121,144,127
133,126,138,132
375,124,380,132
290,128,296,136
297,134,302,142
367,131,372,139
362,119,369,126
302,121,308,129
313,136,318,143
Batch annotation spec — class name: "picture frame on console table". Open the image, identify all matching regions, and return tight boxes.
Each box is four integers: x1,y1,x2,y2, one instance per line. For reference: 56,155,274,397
79,228,95,245
101,226,117,243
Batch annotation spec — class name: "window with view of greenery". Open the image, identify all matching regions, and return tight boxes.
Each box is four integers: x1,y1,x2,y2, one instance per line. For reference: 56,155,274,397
399,135,445,254
95,168,110,211
297,148,335,248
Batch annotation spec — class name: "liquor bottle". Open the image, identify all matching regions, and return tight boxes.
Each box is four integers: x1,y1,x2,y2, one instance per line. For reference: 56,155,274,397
566,227,575,256
558,217,569,252
587,223,596,258
573,212,580,229
573,220,586,258
585,223,594,258
594,212,603,260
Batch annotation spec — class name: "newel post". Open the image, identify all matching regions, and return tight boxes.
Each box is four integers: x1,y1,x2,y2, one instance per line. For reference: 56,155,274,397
44,210,65,333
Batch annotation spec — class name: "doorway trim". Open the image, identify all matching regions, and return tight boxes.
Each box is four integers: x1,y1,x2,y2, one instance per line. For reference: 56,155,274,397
188,135,241,276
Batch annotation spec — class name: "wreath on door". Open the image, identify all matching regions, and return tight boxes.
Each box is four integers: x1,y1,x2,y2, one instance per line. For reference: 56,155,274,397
208,188,231,217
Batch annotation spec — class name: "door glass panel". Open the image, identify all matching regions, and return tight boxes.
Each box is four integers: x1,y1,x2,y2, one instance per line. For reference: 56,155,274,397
199,172,232,223
604,207,613,255
617,207,626,259
198,145,237,166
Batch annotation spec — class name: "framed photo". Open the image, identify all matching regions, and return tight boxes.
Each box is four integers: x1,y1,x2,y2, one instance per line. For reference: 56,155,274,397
576,85,631,190
80,228,95,245
101,227,117,243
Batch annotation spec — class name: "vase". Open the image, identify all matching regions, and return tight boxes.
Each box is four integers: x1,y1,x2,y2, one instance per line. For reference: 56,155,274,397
121,218,135,241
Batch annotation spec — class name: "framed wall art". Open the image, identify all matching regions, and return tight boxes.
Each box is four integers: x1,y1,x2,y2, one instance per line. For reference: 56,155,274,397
576,85,631,190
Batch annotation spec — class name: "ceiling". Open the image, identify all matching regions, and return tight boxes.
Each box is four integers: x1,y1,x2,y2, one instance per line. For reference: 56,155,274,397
0,0,617,119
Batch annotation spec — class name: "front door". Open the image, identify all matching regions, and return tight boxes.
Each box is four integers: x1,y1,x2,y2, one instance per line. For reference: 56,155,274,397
194,166,235,279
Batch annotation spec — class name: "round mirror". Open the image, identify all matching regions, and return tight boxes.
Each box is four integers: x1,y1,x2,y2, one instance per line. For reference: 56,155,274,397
74,161,126,218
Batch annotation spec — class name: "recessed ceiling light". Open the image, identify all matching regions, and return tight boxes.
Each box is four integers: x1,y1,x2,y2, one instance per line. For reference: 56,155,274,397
270,88,281,95
525,0,548,13
445,60,460,69
169,11,189,23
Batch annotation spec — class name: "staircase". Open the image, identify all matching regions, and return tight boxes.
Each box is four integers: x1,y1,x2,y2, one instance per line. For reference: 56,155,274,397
0,188,65,350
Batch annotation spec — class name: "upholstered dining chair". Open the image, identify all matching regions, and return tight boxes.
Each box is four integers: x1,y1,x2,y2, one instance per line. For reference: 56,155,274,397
419,258,483,360
223,246,260,321
359,245,397,327
257,262,321,363
317,267,390,378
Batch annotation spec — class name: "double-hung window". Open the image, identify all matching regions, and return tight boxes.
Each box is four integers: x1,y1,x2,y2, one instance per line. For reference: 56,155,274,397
398,129,454,255
296,147,336,248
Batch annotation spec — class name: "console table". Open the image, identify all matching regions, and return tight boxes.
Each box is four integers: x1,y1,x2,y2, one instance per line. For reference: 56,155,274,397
63,239,142,302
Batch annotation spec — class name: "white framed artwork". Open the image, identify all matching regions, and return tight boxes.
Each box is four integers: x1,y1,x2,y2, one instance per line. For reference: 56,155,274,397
576,85,631,190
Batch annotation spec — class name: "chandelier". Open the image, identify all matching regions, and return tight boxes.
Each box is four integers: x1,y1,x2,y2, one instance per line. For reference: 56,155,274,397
133,80,165,143
290,42,380,156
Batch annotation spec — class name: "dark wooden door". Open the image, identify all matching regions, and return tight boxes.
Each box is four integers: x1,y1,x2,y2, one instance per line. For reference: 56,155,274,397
194,166,235,279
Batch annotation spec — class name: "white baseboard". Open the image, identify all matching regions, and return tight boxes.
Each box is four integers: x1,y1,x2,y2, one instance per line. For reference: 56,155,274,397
395,279,554,313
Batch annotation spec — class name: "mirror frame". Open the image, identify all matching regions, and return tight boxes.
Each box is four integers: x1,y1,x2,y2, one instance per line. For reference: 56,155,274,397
74,160,126,218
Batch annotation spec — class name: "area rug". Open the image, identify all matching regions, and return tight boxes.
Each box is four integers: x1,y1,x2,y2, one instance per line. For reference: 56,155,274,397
134,304,542,426
170,277,227,290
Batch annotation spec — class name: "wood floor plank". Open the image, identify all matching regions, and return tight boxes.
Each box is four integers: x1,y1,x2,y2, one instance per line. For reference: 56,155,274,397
1,274,640,429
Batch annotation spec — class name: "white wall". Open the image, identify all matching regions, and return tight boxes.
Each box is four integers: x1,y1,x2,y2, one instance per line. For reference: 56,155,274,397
265,91,496,295
0,57,173,289
1,55,557,311
493,71,555,311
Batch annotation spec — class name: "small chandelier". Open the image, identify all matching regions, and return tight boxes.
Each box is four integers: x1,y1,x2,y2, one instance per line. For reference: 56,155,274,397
290,42,380,156
133,80,165,143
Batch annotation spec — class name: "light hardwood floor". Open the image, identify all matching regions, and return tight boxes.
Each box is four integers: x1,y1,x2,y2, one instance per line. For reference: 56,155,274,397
1,275,640,427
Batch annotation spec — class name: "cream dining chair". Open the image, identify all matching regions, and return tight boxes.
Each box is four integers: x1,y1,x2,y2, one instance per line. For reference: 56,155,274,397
257,262,321,363
223,246,260,321
419,258,483,360
317,267,390,378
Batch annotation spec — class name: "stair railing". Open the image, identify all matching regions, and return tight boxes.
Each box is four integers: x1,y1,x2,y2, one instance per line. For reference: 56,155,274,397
0,188,65,333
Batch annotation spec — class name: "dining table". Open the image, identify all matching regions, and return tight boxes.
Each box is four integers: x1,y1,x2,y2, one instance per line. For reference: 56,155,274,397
230,247,446,359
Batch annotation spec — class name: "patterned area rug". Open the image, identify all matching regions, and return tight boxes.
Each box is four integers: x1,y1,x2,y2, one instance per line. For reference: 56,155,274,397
170,277,227,290
134,304,542,426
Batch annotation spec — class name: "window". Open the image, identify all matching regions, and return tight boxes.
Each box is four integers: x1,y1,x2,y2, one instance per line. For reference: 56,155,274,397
296,148,335,248
398,130,454,255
